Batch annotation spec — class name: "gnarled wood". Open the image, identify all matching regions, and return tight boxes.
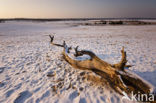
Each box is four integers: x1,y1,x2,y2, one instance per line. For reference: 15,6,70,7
49,35,154,101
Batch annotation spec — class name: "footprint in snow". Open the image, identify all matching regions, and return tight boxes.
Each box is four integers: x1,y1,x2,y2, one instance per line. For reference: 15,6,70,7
69,90,79,101
0,67,5,73
79,98,87,103
14,90,32,103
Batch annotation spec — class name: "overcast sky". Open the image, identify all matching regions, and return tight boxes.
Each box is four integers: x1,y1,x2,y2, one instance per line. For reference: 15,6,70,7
0,0,156,18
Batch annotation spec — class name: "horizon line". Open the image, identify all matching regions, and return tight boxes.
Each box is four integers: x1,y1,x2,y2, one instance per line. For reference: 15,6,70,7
1,17,156,20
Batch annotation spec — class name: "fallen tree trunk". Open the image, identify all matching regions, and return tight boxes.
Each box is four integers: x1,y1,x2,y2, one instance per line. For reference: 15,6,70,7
49,35,155,101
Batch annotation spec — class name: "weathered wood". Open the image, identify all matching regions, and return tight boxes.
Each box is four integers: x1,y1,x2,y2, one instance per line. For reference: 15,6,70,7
111,47,127,71
49,35,154,101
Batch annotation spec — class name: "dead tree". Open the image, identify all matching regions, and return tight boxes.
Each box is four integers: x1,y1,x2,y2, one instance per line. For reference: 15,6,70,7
49,35,154,100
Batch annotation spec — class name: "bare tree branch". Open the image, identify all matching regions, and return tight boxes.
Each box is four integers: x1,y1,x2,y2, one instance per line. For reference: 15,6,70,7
49,35,64,47
49,35,152,98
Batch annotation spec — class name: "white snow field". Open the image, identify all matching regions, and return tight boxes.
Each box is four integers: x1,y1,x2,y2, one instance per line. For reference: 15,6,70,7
0,21,156,103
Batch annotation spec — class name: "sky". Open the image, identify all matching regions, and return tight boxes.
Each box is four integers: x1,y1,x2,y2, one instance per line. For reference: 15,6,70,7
0,0,156,18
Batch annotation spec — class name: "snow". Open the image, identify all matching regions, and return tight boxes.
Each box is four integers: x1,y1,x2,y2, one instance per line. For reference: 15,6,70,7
0,21,156,103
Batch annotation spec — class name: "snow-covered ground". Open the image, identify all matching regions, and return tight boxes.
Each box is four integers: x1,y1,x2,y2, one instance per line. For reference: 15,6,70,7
0,21,156,103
